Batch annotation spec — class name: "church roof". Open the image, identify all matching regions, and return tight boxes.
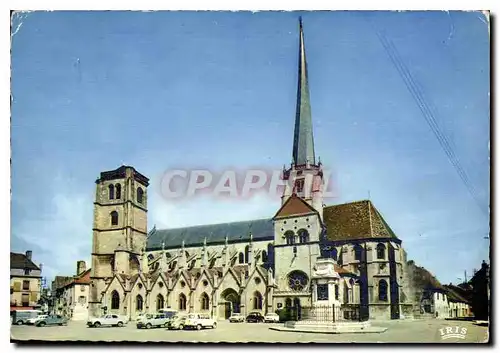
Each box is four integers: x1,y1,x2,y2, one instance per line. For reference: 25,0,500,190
146,218,274,251
273,194,318,219
323,200,398,241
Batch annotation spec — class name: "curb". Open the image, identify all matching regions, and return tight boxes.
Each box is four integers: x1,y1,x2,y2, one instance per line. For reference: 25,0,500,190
269,326,388,334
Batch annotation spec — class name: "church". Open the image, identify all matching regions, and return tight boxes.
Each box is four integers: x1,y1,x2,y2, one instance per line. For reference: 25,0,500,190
88,19,414,321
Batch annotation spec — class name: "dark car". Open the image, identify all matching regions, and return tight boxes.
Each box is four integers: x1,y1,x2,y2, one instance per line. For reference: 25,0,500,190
35,315,68,327
246,312,264,323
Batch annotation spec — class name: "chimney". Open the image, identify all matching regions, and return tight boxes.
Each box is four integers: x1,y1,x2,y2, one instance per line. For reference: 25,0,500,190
26,250,32,260
77,261,87,276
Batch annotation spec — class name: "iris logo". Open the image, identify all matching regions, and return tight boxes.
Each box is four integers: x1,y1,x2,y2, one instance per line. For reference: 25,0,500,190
439,326,467,340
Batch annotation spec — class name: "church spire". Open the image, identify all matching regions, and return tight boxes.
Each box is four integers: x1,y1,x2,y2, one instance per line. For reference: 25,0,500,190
292,17,315,166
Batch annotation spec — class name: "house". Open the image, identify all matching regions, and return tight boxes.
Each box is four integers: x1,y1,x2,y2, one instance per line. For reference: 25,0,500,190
10,251,43,311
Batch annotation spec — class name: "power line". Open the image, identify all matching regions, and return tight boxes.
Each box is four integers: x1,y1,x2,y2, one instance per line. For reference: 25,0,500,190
365,19,488,218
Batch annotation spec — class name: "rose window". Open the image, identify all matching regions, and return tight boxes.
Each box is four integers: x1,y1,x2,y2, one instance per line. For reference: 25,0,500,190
287,270,309,291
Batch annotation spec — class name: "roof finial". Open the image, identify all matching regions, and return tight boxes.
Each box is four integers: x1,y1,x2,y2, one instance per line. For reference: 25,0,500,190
224,234,229,246
161,241,165,251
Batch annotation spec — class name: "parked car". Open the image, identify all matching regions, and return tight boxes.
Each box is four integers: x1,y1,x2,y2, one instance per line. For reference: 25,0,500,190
229,313,245,323
35,315,68,327
137,313,171,329
87,314,128,328
166,314,187,330
246,312,265,323
183,313,217,330
263,313,280,323
12,310,42,325
27,315,48,325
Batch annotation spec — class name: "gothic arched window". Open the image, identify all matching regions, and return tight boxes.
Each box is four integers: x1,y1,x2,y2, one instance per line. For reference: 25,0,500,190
136,295,143,312
285,231,295,245
238,253,244,264
244,245,250,263
111,290,120,310
108,184,115,200
115,184,121,199
331,247,338,260
137,187,144,204
253,292,263,310
298,229,309,243
179,293,187,311
201,293,210,310
110,211,119,226
156,294,164,311
378,279,388,302
377,243,386,260
354,244,363,261
287,270,309,292
262,250,268,263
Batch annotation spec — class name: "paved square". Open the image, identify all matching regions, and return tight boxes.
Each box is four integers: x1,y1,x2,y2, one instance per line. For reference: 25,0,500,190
11,319,489,343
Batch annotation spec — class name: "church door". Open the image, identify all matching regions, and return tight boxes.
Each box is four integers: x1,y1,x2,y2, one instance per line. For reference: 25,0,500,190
293,298,302,320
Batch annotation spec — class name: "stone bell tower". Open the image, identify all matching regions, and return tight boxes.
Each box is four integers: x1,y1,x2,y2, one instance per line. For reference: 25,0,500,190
88,165,149,317
281,17,324,220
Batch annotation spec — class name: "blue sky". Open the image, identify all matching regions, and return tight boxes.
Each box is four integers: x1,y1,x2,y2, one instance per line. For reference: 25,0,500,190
11,11,489,285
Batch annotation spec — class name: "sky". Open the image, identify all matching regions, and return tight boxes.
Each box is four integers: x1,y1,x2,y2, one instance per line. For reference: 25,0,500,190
10,11,490,286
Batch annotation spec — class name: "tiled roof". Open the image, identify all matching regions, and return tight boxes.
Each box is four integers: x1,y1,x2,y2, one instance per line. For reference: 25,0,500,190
147,218,274,251
52,276,74,290
323,200,398,241
444,284,471,304
73,269,91,284
10,252,40,271
407,261,445,292
273,194,318,219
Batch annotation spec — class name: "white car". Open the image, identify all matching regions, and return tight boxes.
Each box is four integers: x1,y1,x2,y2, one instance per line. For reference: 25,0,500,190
263,313,280,323
27,315,48,325
228,313,245,323
87,314,128,328
184,313,217,330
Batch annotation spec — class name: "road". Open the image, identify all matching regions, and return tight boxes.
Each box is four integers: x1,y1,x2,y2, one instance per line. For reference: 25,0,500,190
11,319,489,343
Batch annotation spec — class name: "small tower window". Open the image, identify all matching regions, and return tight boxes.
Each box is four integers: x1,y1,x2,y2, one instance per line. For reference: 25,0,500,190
238,253,244,264
244,245,250,263
115,184,121,199
294,178,305,193
108,184,115,200
298,229,309,243
285,231,295,245
137,187,144,204
110,211,119,226
377,243,386,260
262,250,268,263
